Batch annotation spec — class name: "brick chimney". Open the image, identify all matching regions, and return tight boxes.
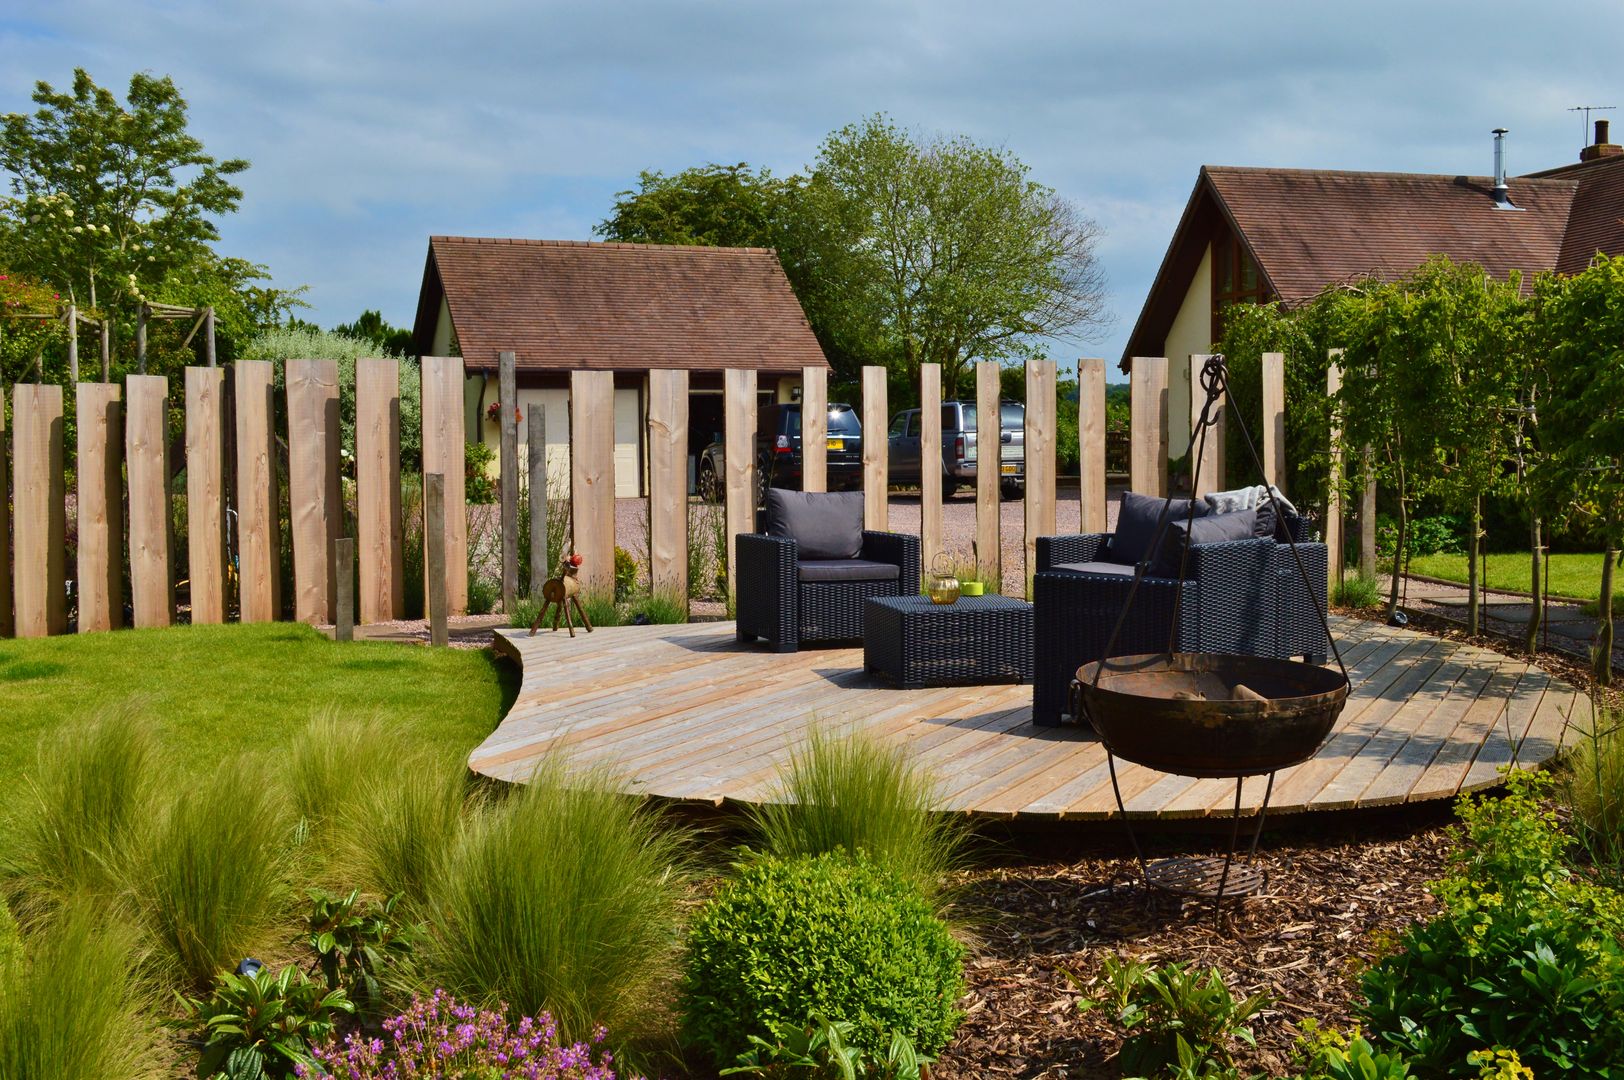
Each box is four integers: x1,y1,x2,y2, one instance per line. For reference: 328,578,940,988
1581,119,1623,162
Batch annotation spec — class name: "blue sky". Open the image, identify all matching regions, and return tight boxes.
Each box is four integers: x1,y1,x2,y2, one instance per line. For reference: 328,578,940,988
3,0,1620,374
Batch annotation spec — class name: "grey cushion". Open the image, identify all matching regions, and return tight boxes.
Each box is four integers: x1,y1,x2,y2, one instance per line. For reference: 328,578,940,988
764,488,864,560
1051,560,1136,577
1151,508,1260,578
1107,491,1207,566
797,559,901,583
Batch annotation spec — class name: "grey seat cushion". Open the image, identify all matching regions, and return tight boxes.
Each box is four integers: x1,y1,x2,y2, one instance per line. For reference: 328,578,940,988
1107,491,1208,566
1051,560,1136,577
764,488,864,560
1151,508,1261,578
797,559,902,583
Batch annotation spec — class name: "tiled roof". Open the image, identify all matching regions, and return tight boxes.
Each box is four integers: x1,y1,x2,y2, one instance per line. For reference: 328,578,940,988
1204,165,1578,301
415,237,828,372
1525,154,1624,273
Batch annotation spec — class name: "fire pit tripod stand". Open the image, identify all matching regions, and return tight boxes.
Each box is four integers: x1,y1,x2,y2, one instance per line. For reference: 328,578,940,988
1074,355,1350,903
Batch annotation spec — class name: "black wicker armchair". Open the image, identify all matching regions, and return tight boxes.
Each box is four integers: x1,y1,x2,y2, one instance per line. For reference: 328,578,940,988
735,489,921,652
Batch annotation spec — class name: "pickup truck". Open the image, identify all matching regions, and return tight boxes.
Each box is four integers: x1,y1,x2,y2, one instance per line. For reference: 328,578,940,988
887,400,1025,498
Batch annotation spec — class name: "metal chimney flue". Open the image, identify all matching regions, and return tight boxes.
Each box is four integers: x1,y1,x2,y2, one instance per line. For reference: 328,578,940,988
1492,128,1510,204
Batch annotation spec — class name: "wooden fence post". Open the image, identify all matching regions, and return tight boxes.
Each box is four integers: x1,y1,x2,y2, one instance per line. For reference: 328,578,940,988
800,365,827,493
920,363,942,587
235,360,281,623
723,368,756,600
99,319,111,382
67,304,79,382
648,368,689,603
975,360,1000,591
356,358,403,623
186,367,228,624
1078,358,1107,533
334,537,355,642
421,356,468,616
1326,354,1345,596
126,375,172,628
204,307,217,368
499,350,519,615
0,389,11,638
528,409,548,598
136,304,148,374
1360,453,1377,578
569,370,616,599
12,385,66,637
861,366,888,532
1262,351,1286,494
1189,353,1225,496
76,383,124,633
1024,359,1057,597
1130,357,1169,497
287,359,341,625
425,473,449,647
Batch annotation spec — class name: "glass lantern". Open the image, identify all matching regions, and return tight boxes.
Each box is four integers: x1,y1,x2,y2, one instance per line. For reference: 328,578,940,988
927,553,961,605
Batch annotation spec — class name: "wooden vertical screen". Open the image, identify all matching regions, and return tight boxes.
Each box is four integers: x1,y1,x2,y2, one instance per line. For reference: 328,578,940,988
975,360,1001,590
287,359,341,624
421,356,468,616
186,367,228,624
800,365,827,493
1130,357,1169,497
75,384,123,633
67,304,79,382
1325,353,1345,595
235,360,280,623
861,365,888,532
499,351,519,615
647,369,688,601
356,358,403,623
723,368,756,600
1188,354,1226,496
126,375,172,629
570,370,616,598
425,472,449,647
1360,453,1378,578
528,409,549,597
1078,358,1107,533
0,389,11,638
1024,359,1057,596
1262,351,1287,493
919,364,942,587
12,385,66,637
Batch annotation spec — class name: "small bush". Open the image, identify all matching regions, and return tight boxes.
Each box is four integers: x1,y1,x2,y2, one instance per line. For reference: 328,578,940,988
727,1012,933,1080
306,889,424,1021
636,590,689,625
750,728,969,903
1358,771,1624,1075
132,758,293,989
467,572,500,615
1560,708,1624,882
177,964,352,1079
1377,513,1465,561
302,990,627,1079
1076,955,1268,1078
580,591,623,628
510,595,543,629
424,760,688,1046
680,851,965,1066
1290,1021,1412,1079
0,901,155,1080
338,755,466,912
1333,571,1384,610
284,711,400,860
466,441,497,503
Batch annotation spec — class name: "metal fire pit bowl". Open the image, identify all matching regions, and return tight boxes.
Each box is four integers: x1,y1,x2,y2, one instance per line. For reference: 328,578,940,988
1076,652,1348,778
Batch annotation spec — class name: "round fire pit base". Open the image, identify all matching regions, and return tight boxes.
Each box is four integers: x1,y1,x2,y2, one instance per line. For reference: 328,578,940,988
1145,856,1267,899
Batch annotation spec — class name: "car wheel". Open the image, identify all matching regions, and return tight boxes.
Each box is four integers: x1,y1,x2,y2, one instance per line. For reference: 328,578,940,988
941,481,958,500
1001,482,1023,501
698,460,721,503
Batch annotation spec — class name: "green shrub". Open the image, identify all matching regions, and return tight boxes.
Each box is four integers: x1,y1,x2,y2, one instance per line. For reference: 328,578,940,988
749,728,969,903
1333,571,1384,610
1560,707,1624,883
1359,771,1624,1076
1076,955,1268,1079
338,754,466,912
1377,513,1465,561
3,706,159,921
284,711,400,861
1290,1021,1413,1079
176,964,352,1079
579,590,623,628
0,901,155,1080
464,441,497,503
509,596,543,629
637,590,690,625
424,760,688,1046
466,572,500,615
614,545,639,601
681,851,966,1066
305,889,423,1021
132,758,293,989
725,1012,933,1080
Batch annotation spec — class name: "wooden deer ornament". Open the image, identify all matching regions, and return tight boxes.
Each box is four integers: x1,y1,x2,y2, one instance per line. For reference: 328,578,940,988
528,553,594,637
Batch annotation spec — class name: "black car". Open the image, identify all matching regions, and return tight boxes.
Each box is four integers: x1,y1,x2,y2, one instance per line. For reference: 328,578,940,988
697,403,864,502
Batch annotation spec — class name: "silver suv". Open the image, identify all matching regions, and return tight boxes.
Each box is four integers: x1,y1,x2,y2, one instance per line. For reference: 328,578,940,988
887,400,1025,499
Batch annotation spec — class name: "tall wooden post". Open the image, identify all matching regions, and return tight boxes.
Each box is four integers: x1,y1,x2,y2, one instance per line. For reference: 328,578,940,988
1262,351,1287,494
528,409,548,599
12,385,66,637
421,356,468,615
76,383,124,632
648,369,689,603
236,360,281,623
334,538,355,642
1024,359,1057,597
862,365,888,532
0,389,11,637
1325,354,1345,597
126,375,173,628
1130,357,1169,497
356,359,403,623
570,370,616,598
204,307,217,368
919,363,942,587
99,318,111,382
66,304,79,382
1360,454,1378,578
975,360,1000,591
499,351,519,615
425,473,449,647
1188,353,1225,496
800,365,828,493
287,359,341,625
1078,358,1107,533
185,367,228,624
723,367,756,600
136,304,149,375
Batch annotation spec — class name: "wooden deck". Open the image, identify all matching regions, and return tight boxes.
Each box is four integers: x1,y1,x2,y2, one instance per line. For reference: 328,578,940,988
471,616,1590,820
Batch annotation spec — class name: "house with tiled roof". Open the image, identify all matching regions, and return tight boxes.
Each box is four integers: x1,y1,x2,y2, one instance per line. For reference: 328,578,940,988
1125,123,1624,455
411,236,829,496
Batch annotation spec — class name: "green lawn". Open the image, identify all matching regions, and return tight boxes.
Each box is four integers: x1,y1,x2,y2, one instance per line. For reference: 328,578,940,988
0,623,516,822
1406,552,1624,606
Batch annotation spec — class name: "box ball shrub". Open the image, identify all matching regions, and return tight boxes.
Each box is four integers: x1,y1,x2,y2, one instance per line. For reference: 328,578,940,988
680,850,965,1066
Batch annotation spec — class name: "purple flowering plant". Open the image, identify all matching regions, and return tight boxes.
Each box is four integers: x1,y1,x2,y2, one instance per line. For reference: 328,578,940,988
296,990,636,1080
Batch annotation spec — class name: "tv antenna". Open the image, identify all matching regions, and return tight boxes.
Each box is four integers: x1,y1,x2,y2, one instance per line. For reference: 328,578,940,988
1569,104,1616,146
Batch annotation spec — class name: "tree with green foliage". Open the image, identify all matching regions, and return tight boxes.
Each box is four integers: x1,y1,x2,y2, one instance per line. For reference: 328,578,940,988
332,309,416,357
597,162,799,250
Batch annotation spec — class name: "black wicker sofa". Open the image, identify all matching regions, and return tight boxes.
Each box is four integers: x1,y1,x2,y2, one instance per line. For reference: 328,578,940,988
735,488,921,652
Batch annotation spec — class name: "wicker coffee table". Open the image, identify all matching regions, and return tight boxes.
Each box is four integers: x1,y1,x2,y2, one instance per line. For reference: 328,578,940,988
864,595,1034,688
